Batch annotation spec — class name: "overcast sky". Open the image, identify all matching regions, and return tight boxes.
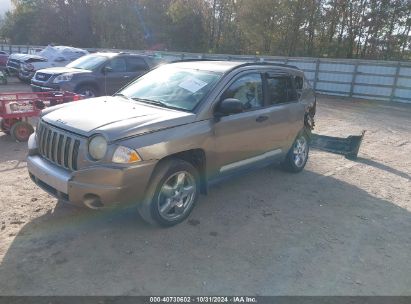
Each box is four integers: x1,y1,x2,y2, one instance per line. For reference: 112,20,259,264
0,0,12,16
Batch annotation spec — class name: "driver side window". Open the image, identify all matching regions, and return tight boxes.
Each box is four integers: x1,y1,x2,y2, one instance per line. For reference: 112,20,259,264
222,73,263,111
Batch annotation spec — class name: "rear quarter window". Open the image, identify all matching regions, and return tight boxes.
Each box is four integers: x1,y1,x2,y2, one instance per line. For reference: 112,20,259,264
295,76,303,90
303,76,312,89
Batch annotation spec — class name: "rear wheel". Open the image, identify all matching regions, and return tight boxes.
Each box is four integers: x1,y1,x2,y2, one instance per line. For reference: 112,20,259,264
282,132,309,173
10,121,34,142
138,159,200,227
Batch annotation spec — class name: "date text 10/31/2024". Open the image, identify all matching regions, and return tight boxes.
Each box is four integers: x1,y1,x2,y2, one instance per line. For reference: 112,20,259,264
149,296,257,303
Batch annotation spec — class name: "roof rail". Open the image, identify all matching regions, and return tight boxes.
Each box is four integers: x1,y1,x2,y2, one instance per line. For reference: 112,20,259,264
170,59,300,70
235,61,301,70
170,58,219,63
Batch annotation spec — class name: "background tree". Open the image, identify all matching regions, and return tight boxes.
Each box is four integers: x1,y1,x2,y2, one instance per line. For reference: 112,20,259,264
0,0,410,60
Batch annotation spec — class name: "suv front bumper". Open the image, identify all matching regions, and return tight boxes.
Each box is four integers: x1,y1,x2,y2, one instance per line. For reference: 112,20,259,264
19,69,35,81
31,83,59,92
31,81,76,93
27,136,156,209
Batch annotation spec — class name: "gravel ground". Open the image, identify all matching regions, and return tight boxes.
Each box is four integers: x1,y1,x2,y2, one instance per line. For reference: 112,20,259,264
0,80,410,295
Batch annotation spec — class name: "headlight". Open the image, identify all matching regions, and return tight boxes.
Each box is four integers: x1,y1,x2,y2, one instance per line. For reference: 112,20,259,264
112,146,141,164
88,135,107,160
53,73,73,83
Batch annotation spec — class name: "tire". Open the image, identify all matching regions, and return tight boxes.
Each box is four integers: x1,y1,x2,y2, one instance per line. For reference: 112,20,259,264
282,131,309,173
138,159,200,227
10,121,34,142
75,85,98,98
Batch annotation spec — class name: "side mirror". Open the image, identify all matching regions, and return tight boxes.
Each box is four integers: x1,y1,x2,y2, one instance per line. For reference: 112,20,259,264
216,98,244,116
103,66,113,74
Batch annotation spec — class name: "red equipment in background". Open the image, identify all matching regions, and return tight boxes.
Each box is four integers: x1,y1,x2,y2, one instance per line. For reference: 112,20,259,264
0,91,82,142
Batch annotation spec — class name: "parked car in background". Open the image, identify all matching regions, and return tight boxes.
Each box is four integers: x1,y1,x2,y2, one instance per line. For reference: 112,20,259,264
6,48,44,75
0,51,9,70
27,61,316,226
31,52,159,97
7,45,88,82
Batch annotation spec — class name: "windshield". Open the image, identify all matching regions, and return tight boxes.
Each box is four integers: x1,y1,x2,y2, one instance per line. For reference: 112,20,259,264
120,65,222,111
66,54,107,70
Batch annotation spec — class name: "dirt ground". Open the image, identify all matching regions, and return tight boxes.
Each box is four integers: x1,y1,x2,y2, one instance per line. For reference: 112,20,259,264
0,78,410,295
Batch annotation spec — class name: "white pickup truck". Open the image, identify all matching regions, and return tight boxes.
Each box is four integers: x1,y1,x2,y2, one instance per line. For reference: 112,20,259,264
7,45,88,82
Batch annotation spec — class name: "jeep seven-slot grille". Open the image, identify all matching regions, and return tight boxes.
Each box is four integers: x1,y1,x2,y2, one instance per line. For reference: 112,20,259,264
37,122,81,171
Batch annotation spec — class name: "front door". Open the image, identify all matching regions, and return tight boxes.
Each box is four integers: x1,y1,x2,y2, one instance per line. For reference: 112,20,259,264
103,57,129,94
212,72,281,175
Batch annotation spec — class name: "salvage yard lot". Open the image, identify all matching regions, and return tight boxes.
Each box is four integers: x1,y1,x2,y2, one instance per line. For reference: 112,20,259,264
0,80,410,295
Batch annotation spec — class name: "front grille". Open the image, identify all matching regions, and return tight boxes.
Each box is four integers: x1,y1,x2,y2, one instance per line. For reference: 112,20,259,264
37,121,82,171
35,72,52,82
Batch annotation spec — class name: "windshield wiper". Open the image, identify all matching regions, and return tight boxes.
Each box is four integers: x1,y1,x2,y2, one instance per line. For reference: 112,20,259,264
131,97,169,108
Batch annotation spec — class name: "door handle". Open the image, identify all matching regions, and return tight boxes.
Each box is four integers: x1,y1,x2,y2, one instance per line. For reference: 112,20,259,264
123,75,130,78
256,115,269,122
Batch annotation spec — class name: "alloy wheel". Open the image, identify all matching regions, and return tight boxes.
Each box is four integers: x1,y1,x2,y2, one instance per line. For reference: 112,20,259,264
157,171,197,221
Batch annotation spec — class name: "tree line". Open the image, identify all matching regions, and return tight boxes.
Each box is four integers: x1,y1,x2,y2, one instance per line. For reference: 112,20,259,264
1,0,410,60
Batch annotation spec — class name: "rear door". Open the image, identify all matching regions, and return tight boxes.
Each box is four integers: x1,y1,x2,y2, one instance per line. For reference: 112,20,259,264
124,56,150,83
104,57,128,94
264,71,305,151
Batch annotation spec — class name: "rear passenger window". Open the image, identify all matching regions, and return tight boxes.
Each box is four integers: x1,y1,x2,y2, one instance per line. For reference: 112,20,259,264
267,76,298,104
127,57,149,72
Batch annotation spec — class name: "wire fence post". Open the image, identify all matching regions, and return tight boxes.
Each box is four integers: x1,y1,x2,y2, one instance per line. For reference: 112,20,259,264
349,60,359,98
313,58,320,91
390,61,401,102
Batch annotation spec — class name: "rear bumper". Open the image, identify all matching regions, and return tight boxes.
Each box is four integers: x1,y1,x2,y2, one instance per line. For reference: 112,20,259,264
27,135,157,208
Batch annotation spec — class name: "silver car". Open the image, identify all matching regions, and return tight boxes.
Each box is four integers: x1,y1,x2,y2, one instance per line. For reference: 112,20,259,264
27,61,316,226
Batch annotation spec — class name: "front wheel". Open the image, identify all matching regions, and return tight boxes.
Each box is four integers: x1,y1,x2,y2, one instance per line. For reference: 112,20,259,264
138,159,200,227
282,132,309,173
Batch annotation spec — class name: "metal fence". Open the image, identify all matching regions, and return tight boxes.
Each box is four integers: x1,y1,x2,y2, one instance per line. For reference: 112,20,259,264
2,44,411,103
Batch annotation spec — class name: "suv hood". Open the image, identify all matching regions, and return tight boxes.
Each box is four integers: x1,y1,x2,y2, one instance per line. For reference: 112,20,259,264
36,67,90,76
9,53,46,62
42,96,196,140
